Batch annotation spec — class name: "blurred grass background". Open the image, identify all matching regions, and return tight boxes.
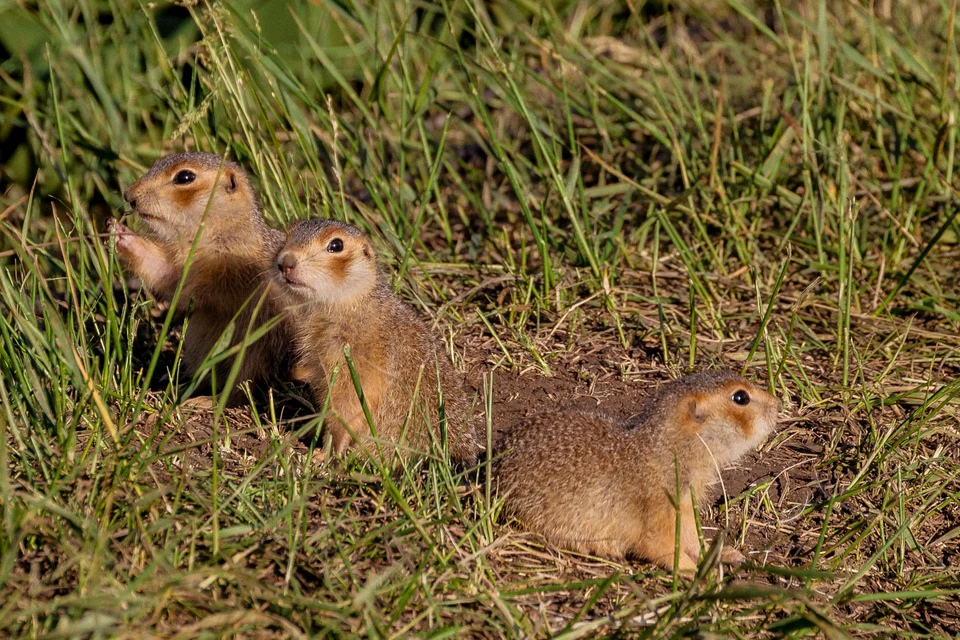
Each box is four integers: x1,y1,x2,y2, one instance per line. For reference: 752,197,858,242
1,0,959,637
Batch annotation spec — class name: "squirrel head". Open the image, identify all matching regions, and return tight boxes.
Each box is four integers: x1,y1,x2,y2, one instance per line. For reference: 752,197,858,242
123,152,261,247
274,219,379,308
629,371,780,468
670,372,780,467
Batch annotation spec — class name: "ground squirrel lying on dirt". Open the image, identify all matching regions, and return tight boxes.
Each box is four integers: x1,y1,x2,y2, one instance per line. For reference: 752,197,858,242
495,370,780,571
109,152,291,402
274,219,479,463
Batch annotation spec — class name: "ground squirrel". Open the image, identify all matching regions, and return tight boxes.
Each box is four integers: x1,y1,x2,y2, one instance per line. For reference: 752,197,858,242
274,219,479,463
109,152,291,402
494,370,780,571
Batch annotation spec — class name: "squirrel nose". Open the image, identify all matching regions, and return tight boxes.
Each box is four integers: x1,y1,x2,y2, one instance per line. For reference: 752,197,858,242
123,187,136,209
277,253,297,276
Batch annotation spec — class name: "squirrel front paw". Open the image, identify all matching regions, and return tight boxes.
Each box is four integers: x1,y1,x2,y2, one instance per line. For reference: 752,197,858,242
720,546,747,567
107,218,136,253
106,217,128,235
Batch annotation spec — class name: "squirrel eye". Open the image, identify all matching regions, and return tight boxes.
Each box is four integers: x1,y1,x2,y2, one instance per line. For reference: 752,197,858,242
327,238,344,253
173,169,196,185
732,389,751,406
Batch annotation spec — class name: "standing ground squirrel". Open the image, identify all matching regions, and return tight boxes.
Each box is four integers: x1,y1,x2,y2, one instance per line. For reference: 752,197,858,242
494,370,780,571
274,219,479,463
109,152,291,402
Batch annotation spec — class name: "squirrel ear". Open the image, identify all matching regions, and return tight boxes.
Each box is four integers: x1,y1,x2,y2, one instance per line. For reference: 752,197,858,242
225,170,238,193
686,398,706,424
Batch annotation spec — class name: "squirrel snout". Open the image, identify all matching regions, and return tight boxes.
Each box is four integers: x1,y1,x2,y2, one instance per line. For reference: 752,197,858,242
277,253,298,277
123,186,137,209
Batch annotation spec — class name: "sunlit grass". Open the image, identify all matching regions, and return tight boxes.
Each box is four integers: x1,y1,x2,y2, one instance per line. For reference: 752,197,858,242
0,0,959,636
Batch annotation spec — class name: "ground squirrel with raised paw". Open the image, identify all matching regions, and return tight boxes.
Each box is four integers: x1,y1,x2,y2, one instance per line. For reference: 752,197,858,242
274,219,479,463
109,152,291,402
495,370,780,571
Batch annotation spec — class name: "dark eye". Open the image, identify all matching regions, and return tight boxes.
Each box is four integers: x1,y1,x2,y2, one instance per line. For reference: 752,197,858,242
327,238,344,253
173,170,196,185
732,389,750,406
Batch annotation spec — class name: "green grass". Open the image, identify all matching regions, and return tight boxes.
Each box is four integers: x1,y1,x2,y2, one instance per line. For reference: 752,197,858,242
1,0,960,636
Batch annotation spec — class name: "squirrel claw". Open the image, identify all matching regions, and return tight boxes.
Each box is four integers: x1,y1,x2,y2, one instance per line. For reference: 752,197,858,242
107,218,135,252
107,217,130,234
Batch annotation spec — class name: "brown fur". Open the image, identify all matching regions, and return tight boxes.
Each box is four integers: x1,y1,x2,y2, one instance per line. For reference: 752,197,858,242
494,370,780,571
109,152,292,403
274,219,479,464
